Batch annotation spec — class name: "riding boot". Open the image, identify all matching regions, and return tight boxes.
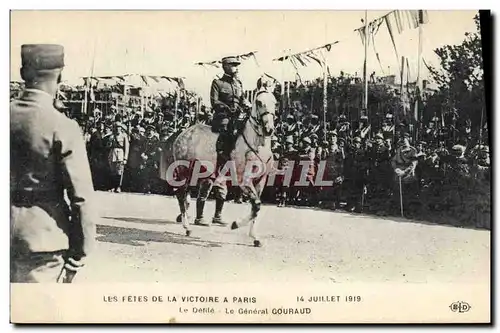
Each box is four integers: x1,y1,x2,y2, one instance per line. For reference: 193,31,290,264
194,200,209,226
212,198,227,226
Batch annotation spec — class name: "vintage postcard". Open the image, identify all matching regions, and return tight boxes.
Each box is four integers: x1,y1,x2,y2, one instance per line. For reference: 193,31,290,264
9,9,491,324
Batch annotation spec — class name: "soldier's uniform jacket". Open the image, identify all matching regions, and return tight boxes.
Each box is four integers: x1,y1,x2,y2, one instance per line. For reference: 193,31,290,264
108,132,129,164
143,135,161,168
210,74,244,116
382,123,395,141
10,89,96,258
283,123,298,139
392,146,418,183
370,143,391,168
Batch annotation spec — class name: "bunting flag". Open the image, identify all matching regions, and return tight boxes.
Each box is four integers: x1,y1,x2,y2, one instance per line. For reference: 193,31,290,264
356,10,429,73
273,41,338,69
195,51,258,69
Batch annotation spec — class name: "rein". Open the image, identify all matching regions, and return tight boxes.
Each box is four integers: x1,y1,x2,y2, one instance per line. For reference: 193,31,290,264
240,91,275,166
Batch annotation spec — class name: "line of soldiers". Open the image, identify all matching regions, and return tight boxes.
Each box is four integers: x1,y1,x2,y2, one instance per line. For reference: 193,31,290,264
84,108,199,194
269,112,490,214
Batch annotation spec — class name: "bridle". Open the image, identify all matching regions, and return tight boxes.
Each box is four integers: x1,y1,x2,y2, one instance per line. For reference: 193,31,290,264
241,90,276,165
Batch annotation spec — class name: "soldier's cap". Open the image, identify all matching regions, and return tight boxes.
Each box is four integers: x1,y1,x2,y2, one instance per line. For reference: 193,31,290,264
114,122,127,130
286,114,295,119
338,137,346,144
21,44,64,70
271,135,278,141
184,113,191,118
353,136,362,143
480,145,489,153
329,130,338,136
146,125,155,131
375,133,384,140
360,115,368,121
285,136,294,144
452,144,466,153
339,114,346,119
402,132,411,139
419,141,427,146
302,137,312,144
310,133,318,140
385,113,393,119
310,114,319,119
221,56,241,65
322,140,329,146
431,116,439,121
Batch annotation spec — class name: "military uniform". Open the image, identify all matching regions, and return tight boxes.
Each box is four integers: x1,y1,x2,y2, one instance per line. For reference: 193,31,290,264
107,122,129,192
344,137,368,212
142,126,162,193
210,63,245,135
10,44,96,283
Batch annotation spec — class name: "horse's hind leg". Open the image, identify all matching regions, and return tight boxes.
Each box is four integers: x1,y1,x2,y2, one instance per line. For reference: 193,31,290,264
176,185,192,236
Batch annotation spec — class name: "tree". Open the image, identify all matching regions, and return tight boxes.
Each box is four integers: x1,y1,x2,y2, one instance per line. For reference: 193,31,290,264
425,12,485,138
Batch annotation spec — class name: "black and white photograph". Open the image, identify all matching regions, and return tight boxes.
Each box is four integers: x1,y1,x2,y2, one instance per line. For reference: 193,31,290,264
9,9,491,323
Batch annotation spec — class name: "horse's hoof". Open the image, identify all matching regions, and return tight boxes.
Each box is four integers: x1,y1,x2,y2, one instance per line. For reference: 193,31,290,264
186,230,192,237
231,221,239,230
253,240,262,247
176,214,182,223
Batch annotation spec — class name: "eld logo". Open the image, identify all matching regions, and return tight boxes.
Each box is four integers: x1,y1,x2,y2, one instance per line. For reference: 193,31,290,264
449,301,471,313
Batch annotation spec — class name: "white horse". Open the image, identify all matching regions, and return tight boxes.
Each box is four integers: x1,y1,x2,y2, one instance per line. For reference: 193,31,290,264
164,77,277,247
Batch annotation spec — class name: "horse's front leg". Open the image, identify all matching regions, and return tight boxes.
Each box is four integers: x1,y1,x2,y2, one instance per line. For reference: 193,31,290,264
175,185,192,236
231,177,266,247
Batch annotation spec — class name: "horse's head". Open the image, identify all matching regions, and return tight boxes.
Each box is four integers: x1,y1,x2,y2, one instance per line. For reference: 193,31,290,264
253,76,277,137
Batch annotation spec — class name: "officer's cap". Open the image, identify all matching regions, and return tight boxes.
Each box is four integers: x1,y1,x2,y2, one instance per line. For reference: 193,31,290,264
21,44,64,70
221,56,241,65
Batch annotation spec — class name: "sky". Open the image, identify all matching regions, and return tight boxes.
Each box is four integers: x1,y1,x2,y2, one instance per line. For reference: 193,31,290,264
10,10,479,102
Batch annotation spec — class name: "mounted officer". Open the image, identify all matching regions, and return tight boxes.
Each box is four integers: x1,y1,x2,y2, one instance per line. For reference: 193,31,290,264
210,56,251,172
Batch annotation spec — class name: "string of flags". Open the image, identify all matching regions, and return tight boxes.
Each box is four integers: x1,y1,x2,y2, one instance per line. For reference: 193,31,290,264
194,51,259,69
272,41,339,69
355,10,429,72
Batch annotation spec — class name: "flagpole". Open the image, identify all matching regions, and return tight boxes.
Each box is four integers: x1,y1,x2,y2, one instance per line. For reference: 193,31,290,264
397,56,405,141
363,10,369,117
414,10,424,143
